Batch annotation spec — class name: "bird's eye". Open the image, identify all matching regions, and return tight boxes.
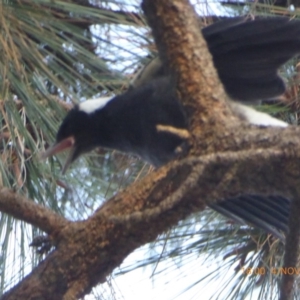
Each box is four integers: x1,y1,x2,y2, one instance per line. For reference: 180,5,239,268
56,121,73,142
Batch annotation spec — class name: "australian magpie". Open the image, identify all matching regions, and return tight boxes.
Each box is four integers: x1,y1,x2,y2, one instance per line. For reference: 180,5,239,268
42,16,300,241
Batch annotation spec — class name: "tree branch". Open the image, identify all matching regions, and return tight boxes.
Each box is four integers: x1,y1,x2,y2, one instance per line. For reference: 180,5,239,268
142,0,235,131
280,188,300,300
0,188,69,234
2,0,300,299
3,128,300,299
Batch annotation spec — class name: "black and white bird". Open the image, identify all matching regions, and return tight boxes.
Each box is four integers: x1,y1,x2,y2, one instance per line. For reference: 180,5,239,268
43,17,300,241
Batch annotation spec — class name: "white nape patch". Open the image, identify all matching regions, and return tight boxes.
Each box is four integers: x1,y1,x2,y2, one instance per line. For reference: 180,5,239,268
231,102,288,128
79,96,113,114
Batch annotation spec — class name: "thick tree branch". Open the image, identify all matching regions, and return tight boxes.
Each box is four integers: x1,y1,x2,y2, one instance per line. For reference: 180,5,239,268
3,126,300,299
142,0,236,133
280,188,300,300
0,188,69,234
2,0,300,299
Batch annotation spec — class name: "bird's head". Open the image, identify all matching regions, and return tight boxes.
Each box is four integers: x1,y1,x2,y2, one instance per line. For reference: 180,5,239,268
42,97,113,173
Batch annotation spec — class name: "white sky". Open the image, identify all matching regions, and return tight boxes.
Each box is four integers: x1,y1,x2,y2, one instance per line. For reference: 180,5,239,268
1,1,283,299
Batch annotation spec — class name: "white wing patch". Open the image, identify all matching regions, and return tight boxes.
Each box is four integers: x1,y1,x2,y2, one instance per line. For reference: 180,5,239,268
232,102,288,127
79,96,114,114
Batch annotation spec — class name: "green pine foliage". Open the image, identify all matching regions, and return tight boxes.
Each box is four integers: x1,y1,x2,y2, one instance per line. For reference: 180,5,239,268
0,0,299,299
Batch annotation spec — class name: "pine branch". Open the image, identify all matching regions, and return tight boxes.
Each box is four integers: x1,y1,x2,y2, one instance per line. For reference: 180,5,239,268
1,1,300,299
0,188,68,234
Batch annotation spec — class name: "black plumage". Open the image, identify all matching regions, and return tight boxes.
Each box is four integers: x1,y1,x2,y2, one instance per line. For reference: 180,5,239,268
133,17,300,101
54,78,186,167
43,17,300,241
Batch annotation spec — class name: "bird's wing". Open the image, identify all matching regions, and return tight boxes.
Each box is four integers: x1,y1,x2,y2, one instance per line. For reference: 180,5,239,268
204,17,300,101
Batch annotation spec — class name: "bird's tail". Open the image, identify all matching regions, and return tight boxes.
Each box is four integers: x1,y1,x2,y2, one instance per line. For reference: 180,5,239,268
210,195,290,241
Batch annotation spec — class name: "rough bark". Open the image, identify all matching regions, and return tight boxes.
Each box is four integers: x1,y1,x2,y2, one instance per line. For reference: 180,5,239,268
1,0,300,299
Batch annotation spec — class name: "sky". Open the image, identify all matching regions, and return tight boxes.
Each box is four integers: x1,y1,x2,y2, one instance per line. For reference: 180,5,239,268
1,1,285,299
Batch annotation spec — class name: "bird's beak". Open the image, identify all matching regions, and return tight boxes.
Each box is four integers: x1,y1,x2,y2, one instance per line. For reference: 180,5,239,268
41,136,76,174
